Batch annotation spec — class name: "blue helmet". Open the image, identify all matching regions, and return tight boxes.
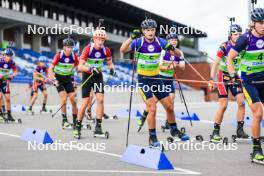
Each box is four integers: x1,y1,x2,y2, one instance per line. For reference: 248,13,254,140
3,48,14,56
166,33,179,40
251,8,264,22
38,56,47,62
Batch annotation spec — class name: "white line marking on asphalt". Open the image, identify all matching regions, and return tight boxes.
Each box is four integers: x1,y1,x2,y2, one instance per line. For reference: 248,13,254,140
0,131,201,175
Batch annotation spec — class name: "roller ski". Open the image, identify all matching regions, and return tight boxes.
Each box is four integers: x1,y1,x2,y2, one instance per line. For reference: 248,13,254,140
149,135,164,151
40,106,52,114
62,119,73,130
93,124,109,139
6,114,22,124
26,108,35,115
137,114,147,132
167,127,189,143
85,109,95,123
231,127,250,143
250,146,264,165
210,129,228,145
0,115,7,123
161,121,170,132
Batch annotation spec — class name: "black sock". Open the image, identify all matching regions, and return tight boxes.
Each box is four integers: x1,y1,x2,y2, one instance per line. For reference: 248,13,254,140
29,106,32,110
253,138,261,148
62,113,67,121
72,114,77,124
42,103,46,108
96,118,102,126
76,120,82,129
7,110,11,115
149,128,156,137
2,105,5,111
169,122,177,130
214,123,220,130
237,121,244,129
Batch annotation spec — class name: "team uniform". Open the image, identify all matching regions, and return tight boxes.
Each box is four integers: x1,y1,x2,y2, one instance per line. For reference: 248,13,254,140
130,35,189,147
79,43,112,98
232,30,264,163
159,49,185,94
32,65,48,93
0,58,16,94
216,41,243,98
131,36,169,100
51,50,79,93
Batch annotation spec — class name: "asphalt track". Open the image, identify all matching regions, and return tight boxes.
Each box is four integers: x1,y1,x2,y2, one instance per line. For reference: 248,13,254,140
0,84,263,176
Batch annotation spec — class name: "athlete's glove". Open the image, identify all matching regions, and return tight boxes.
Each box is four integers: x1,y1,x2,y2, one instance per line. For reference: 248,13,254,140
165,43,175,51
89,67,100,76
131,29,141,39
110,68,116,76
230,73,241,86
208,77,216,90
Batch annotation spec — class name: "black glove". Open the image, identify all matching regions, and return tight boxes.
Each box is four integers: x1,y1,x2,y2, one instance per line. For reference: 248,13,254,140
110,68,116,76
131,29,141,39
165,43,175,51
90,67,101,76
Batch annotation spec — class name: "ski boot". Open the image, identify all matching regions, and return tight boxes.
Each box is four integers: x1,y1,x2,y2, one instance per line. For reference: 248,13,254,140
232,127,250,142
62,119,72,129
250,145,264,165
167,127,189,143
149,135,164,151
27,107,34,115
7,113,22,124
210,129,228,145
93,123,109,139
73,122,81,139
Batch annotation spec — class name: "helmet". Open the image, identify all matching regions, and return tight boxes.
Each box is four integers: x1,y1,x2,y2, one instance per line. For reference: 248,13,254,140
73,46,79,54
141,18,157,29
250,8,264,22
63,38,75,46
38,56,47,62
229,24,242,34
166,33,179,40
3,48,14,56
93,29,107,39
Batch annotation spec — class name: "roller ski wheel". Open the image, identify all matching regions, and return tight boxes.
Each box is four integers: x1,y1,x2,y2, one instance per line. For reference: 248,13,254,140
83,124,92,130
112,115,118,120
195,135,204,142
0,117,8,123
93,131,109,139
180,127,186,134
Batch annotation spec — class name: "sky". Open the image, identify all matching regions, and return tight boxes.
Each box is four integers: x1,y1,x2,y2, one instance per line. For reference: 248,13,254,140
120,0,264,59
